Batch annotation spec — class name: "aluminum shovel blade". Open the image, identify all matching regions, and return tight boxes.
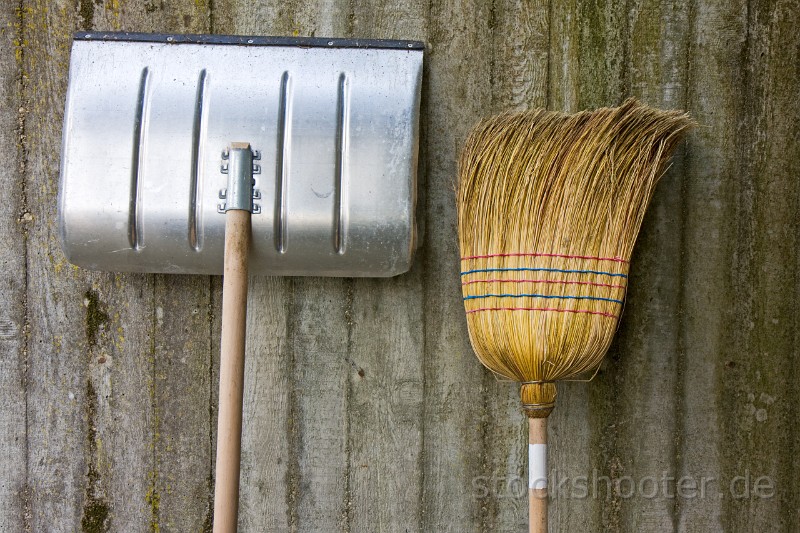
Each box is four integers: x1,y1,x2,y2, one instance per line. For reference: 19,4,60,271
59,33,423,276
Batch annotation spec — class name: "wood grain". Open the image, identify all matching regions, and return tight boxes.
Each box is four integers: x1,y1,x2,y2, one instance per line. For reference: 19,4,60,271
0,3,27,532
6,1,800,532
722,1,800,530
24,1,98,530
678,0,745,529
238,275,290,532
421,1,492,532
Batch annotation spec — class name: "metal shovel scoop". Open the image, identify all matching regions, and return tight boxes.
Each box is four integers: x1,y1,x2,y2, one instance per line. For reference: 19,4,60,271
58,32,423,532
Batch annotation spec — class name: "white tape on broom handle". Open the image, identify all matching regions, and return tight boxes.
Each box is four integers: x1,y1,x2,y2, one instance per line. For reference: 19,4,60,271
529,444,547,489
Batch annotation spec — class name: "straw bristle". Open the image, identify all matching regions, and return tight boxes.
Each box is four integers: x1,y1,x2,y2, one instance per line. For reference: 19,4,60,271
457,99,693,418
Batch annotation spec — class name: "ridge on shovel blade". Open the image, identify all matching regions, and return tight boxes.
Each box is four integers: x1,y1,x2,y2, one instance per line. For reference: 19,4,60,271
58,32,424,277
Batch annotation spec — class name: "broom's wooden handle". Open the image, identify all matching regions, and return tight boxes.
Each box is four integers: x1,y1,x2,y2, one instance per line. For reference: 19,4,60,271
529,417,548,533
213,209,251,533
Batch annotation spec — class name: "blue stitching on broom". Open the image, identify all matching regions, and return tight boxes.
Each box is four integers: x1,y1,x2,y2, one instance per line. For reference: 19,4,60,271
463,293,624,304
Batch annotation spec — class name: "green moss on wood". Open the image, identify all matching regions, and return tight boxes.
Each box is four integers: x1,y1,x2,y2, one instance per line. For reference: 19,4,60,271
146,470,161,533
82,499,110,533
85,290,109,348
77,0,94,30
202,497,213,533
82,381,110,533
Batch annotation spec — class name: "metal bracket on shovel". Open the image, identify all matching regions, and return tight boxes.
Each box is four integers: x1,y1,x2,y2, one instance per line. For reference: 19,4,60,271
218,143,261,214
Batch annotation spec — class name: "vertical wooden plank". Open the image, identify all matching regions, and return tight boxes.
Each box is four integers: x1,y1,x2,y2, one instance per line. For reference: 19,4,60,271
238,277,290,532
611,1,691,531
350,0,428,40
346,5,428,533
151,274,215,532
422,1,492,532
721,0,800,530
347,272,425,533
85,274,154,532
0,3,27,531
23,1,95,529
678,0,746,530
492,0,550,113
483,1,550,531
290,279,351,532
547,0,579,111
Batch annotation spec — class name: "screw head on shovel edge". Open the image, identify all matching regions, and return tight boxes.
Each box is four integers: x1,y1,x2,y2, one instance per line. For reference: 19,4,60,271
58,32,423,277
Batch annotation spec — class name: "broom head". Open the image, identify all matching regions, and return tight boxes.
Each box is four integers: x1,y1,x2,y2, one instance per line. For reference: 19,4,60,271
457,99,693,418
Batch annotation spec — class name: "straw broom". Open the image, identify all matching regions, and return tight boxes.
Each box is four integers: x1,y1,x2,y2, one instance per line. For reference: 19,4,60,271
456,99,692,532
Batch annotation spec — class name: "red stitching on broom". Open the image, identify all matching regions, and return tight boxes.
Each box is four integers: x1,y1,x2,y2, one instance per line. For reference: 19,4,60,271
461,278,627,290
460,252,629,263
466,307,618,319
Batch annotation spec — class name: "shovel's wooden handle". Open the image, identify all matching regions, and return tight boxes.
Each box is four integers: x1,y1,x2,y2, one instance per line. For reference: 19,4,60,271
213,209,251,533
529,417,548,533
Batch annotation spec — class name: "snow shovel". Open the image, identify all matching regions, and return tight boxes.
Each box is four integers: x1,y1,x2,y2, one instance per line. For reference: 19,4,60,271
58,32,424,532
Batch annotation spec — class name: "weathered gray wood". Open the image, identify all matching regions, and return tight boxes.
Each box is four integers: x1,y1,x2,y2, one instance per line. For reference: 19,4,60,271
23,1,92,530
722,1,799,531
0,3,27,532
239,277,290,532
347,273,425,533
492,0,550,114
152,275,215,532
214,0,349,37
290,277,351,532
678,0,747,530
421,2,492,532
611,0,691,531
89,273,154,533
756,6,800,529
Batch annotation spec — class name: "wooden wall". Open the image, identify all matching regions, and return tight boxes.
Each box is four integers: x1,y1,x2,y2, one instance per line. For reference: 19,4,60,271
1,0,798,531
